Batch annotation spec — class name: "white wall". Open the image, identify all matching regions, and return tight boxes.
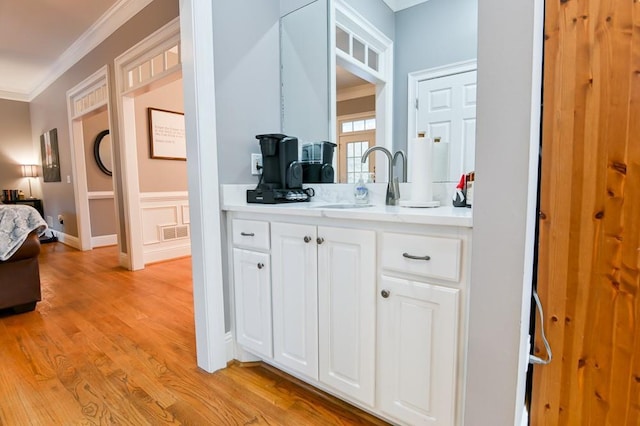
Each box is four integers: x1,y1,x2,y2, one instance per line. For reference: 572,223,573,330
464,0,543,424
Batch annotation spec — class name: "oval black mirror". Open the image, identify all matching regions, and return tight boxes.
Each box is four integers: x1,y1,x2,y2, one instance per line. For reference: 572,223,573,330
93,129,112,176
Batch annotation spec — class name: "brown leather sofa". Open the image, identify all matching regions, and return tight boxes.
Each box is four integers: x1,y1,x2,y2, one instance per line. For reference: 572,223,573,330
0,231,41,313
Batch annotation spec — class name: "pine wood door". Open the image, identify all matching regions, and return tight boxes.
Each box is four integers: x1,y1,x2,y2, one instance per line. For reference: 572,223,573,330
533,0,640,424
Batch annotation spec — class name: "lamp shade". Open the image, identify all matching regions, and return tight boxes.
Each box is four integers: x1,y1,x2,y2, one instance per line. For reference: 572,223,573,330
22,164,38,178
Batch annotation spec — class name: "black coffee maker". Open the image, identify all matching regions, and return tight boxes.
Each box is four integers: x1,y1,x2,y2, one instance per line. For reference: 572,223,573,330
247,134,312,204
301,141,337,183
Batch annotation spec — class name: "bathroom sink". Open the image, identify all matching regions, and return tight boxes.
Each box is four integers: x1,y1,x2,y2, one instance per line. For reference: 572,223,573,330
314,203,373,209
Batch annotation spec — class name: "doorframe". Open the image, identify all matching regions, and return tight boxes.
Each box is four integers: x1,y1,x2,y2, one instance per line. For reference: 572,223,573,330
113,18,181,271
406,59,477,181
331,0,393,183
179,0,227,373
66,65,115,251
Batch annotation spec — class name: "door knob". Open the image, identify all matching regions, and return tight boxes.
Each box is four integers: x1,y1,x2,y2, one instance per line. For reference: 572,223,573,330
304,236,312,243
381,289,390,298
317,237,325,245
257,263,264,269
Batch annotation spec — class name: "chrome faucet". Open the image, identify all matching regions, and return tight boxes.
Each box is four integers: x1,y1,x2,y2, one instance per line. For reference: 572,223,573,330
392,150,407,182
361,146,400,205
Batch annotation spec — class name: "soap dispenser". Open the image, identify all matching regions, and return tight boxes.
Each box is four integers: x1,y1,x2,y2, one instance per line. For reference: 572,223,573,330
354,173,370,204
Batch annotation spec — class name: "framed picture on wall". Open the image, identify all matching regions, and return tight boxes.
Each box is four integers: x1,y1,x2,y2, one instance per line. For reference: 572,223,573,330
40,128,61,182
148,108,186,160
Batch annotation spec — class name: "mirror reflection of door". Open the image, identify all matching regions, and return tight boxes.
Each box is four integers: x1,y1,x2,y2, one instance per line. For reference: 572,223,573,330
415,69,477,182
336,65,377,183
339,132,376,183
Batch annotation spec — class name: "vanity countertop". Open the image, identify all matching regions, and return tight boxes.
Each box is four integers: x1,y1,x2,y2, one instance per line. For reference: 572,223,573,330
221,184,473,228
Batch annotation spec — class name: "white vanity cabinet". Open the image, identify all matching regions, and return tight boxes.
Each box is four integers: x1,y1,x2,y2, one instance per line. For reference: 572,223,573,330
378,232,464,425
223,194,472,426
231,219,273,359
271,222,376,405
270,222,319,380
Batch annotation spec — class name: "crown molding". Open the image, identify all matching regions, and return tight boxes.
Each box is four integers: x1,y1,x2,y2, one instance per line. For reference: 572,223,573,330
0,89,30,102
27,0,155,101
382,0,429,12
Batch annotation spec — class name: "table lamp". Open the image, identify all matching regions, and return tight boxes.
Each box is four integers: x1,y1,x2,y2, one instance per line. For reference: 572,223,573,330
21,164,38,198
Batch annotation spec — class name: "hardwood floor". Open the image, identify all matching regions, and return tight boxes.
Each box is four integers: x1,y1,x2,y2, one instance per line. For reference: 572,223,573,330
0,243,388,425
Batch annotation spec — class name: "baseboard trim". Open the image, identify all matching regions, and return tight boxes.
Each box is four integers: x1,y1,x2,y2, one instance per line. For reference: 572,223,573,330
143,244,191,265
226,332,234,362
56,232,81,250
92,234,117,248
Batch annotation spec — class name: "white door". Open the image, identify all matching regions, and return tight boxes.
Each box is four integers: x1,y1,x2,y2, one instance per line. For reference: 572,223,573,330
233,249,272,358
318,226,376,406
271,222,319,380
417,70,477,182
378,275,460,426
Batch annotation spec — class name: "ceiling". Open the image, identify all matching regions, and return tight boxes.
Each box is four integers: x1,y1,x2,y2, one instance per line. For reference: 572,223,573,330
0,0,428,102
0,0,152,102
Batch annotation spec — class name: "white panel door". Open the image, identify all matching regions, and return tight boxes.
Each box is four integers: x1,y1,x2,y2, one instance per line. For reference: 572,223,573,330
271,222,319,380
233,249,272,358
417,70,477,182
378,275,460,426
318,226,376,406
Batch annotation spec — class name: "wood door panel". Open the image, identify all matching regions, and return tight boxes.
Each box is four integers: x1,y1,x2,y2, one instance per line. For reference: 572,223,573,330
533,0,640,424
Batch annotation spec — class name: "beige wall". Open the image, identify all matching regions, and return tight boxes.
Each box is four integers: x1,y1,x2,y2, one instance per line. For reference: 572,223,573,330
134,78,187,193
29,0,179,238
82,109,113,192
337,95,375,117
82,109,117,238
0,99,38,200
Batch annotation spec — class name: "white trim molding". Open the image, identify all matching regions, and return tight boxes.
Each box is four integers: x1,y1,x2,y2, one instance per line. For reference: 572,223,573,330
66,65,113,252
91,234,118,248
56,232,81,250
87,191,115,200
114,17,181,271
382,0,429,12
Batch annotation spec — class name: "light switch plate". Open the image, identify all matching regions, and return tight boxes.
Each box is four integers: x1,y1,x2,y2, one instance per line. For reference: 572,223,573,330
251,153,262,175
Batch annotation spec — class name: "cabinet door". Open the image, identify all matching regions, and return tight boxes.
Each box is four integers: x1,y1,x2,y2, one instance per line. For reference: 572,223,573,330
271,222,318,380
318,226,376,406
378,275,460,426
233,249,272,358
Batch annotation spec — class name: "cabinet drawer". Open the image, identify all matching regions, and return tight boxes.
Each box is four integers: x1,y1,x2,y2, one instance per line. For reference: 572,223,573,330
382,232,461,282
232,219,270,250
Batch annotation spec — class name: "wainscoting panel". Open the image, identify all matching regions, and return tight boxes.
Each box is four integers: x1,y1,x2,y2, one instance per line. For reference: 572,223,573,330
140,192,190,264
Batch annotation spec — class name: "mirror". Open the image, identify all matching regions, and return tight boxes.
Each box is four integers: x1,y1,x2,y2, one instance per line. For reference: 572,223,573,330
93,129,113,176
281,0,478,185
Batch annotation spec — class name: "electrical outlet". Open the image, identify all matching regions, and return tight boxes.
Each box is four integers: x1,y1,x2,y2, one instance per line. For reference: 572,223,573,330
251,153,263,175
57,214,64,225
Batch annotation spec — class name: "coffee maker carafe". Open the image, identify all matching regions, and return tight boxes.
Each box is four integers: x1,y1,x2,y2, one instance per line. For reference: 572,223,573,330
301,141,337,183
247,134,311,204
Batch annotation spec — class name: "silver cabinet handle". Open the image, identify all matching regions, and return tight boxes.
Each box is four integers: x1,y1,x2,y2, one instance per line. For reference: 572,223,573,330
403,253,431,261
381,289,390,298
257,263,264,269
240,232,255,237
317,237,325,245
304,236,312,243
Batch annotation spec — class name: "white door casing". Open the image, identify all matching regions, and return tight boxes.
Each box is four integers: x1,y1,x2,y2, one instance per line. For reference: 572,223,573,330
332,0,393,183
408,60,477,183
66,65,117,251
114,17,181,270
271,222,319,380
318,226,376,406
179,0,226,373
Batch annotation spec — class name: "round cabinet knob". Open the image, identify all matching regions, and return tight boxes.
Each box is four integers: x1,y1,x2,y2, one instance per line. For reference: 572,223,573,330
381,289,390,298
257,263,264,269
304,236,312,243
317,237,325,245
